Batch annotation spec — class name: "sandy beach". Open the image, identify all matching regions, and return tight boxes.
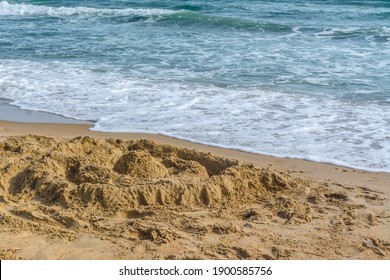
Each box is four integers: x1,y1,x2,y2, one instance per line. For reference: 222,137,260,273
1,0,390,262
0,113,389,260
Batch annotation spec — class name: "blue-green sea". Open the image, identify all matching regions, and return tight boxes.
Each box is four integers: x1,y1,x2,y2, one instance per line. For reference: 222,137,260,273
1,0,389,171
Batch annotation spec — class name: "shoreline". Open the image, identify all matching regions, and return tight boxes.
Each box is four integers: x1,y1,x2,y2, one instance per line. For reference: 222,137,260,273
0,98,92,124
2,98,388,175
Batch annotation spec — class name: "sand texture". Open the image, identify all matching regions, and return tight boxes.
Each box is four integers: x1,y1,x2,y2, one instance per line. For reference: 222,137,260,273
0,135,389,260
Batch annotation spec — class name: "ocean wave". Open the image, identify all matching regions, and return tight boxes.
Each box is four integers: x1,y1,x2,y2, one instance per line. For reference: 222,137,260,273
314,26,390,42
0,1,176,17
0,1,291,32
159,10,292,32
172,4,202,12
315,26,390,36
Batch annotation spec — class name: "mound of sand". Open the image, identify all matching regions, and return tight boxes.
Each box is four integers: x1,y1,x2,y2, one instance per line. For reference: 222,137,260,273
0,135,389,259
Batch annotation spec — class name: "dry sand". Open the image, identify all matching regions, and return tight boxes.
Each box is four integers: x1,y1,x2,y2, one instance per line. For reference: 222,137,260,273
0,120,389,260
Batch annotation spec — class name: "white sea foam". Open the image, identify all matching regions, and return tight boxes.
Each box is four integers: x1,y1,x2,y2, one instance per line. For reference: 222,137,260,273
0,1,175,17
0,59,389,172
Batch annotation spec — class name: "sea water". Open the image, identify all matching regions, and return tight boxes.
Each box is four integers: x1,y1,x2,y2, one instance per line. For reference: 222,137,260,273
0,0,389,171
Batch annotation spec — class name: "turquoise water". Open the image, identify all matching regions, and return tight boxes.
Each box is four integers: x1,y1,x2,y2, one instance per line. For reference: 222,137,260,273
1,0,389,171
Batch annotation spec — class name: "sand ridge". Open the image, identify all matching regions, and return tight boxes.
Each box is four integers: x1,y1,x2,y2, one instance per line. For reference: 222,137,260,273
0,135,389,259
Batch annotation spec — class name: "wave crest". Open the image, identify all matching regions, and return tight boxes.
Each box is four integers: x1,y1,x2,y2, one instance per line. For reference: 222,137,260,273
0,1,291,32
0,1,175,17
